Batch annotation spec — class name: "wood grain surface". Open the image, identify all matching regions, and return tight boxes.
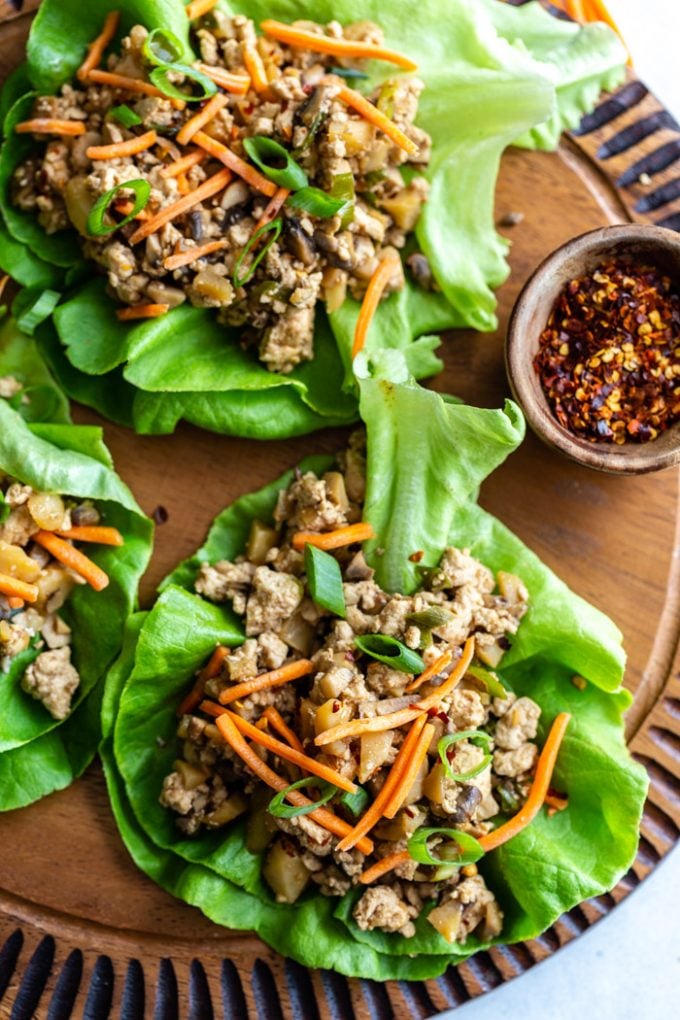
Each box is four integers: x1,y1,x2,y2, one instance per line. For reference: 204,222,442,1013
1,3,680,1018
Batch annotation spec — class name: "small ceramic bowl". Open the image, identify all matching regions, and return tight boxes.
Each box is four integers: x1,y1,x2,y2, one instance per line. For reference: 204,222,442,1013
506,224,680,474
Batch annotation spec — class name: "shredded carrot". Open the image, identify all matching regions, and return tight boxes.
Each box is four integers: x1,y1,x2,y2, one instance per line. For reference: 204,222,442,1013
54,526,124,546
7,596,25,610
163,239,226,271
242,42,270,94
479,713,571,853
254,186,290,232
159,149,206,178
217,658,313,706
86,129,157,161
336,714,428,852
359,850,411,885
0,573,39,604
261,706,304,754
177,645,229,717
544,791,569,812
405,649,453,694
193,130,276,196
85,70,186,111
113,198,150,222
333,83,418,155
261,20,418,72
77,11,121,83
177,92,229,146
314,706,422,747
291,522,375,553
0,274,8,302
562,0,586,19
195,63,251,95
116,304,170,321
221,707,357,793
129,168,232,244
33,530,109,592
215,712,374,854
351,248,402,358
186,0,220,19
416,636,475,711
382,722,435,819
176,172,190,195
15,119,86,137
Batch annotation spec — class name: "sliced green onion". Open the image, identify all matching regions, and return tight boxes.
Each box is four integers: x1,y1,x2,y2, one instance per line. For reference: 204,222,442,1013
287,186,351,220
338,785,370,818
353,634,424,674
268,776,335,819
330,172,355,228
243,136,308,190
407,827,484,867
377,80,398,118
232,216,282,289
109,104,142,128
86,179,151,238
142,28,185,66
438,730,493,783
292,107,328,158
406,607,454,630
149,62,217,103
304,544,346,618
0,490,9,525
16,289,60,335
466,664,507,700
328,67,369,81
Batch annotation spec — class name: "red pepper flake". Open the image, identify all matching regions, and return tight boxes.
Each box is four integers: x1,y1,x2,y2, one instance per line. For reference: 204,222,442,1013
534,259,680,444
409,550,424,563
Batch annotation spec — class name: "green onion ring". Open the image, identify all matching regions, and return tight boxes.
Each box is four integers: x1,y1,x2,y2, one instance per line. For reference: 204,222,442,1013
15,289,60,335
243,136,308,190
149,62,218,103
86,179,151,238
109,104,143,128
338,785,370,818
438,730,493,783
466,664,507,700
353,634,424,674
407,827,484,867
287,186,351,220
142,28,185,67
268,776,335,819
232,216,282,289
328,66,369,81
304,544,346,618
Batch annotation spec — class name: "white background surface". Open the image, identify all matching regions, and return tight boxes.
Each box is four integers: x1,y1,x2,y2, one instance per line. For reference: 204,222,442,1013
437,3,680,1019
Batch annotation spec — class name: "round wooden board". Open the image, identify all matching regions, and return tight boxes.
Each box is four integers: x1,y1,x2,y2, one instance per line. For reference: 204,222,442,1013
2,3,680,1018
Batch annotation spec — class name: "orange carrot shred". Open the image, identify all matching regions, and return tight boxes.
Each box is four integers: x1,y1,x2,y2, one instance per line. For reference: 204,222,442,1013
0,275,8,302
54,526,124,546
416,637,475,711
77,10,120,82
176,92,229,146
85,70,186,111
335,714,428,852
382,722,435,819
195,63,251,95
163,240,226,271
359,850,411,885
0,573,39,604
544,791,569,812
214,713,374,854
186,0,220,19
261,20,418,72
254,186,290,232
242,42,270,94
262,706,304,754
314,706,422,747
479,713,571,853
86,129,158,161
217,658,313,706
352,249,402,358
177,645,230,718
129,167,232,244
159,150,206,178
291,522,375,553
405,648,453,694
333,83,419,155
193,130,276,196
116,304,170,321
113,197,149,221
33,530,109,592
15,119,86,137
7,596,25,610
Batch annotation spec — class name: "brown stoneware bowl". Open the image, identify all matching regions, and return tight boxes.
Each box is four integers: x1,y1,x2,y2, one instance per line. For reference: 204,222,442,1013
506,224,680,474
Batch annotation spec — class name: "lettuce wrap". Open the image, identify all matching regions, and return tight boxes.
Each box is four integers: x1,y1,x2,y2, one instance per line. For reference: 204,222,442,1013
0,0,625,437
104,353,646,978
0,314,153,809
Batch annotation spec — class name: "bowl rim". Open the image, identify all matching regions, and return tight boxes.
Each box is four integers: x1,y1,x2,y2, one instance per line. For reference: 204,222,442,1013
505,223,680,475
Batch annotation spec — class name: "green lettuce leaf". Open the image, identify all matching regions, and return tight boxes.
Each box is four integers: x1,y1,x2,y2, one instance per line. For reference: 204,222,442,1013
107,358,646,978
0,313,70,423
0,396,153,771
0,0,624,437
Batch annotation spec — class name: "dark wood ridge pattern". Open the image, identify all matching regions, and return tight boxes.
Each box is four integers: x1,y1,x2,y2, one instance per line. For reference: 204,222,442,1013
1,1,680,1017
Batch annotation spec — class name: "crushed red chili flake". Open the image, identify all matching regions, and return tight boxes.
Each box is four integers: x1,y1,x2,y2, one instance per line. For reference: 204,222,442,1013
534,259,680,444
